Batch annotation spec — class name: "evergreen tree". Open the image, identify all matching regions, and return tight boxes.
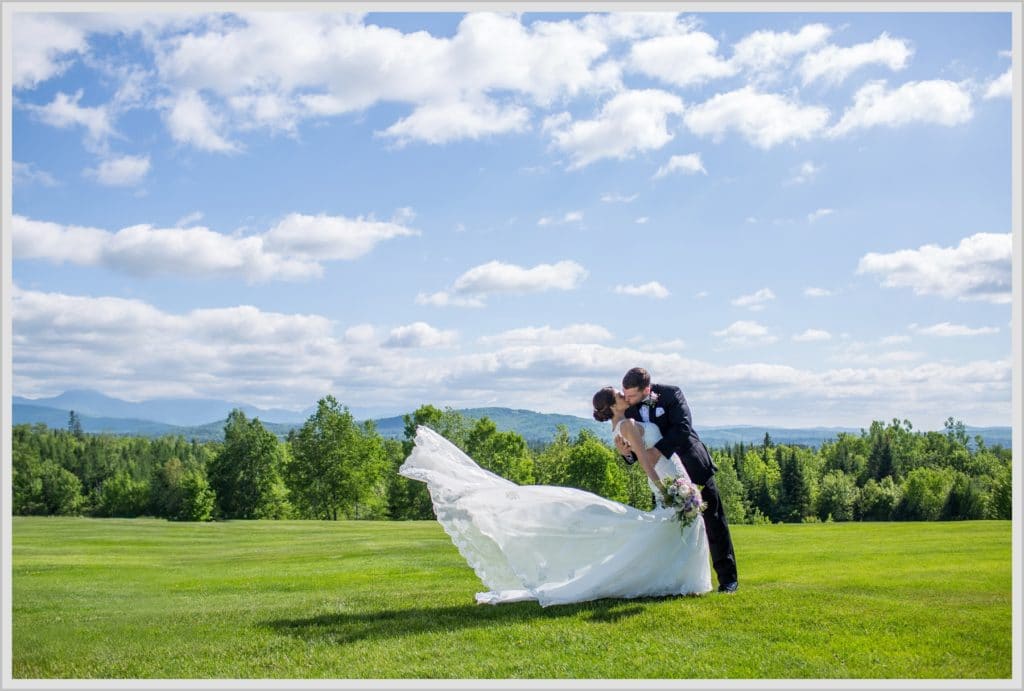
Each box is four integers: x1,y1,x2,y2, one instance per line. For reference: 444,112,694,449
779,448,811,522
67,410,84,440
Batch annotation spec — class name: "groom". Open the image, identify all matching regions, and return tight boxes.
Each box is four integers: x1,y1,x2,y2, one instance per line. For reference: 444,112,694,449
618,367,739,593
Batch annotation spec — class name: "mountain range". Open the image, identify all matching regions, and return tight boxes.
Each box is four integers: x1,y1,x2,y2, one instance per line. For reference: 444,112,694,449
12,390,1014,449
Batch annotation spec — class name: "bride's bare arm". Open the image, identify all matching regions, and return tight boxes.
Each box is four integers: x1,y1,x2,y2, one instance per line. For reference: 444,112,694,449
619,420,662,487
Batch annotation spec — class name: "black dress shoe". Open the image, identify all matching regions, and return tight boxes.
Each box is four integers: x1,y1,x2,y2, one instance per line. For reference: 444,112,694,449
717,581,738,593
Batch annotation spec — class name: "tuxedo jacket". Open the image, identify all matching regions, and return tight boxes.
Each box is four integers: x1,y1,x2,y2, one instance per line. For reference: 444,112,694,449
624,383,717,485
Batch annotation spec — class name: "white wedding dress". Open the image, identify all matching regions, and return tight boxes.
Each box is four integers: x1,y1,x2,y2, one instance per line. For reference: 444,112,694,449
399,423,712,607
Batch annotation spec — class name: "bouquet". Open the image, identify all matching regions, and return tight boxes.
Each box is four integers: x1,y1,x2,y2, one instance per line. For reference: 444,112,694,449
658,475,707,529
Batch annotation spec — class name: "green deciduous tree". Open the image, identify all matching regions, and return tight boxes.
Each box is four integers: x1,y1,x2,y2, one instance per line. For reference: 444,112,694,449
563,430,627,503
285,396,387,520
465,417,535,484
817,470,858,522
208,409,288,519
96,471,149,517
895,467,953,521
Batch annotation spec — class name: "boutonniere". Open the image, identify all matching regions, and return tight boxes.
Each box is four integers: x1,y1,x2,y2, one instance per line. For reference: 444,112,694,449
642,392,659,407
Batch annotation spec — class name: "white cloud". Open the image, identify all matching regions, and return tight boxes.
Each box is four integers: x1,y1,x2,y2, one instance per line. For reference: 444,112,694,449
600,192,638,203
143,12,622,149
731,287,776,311
480,324,613,346
787,160,821,185
829,80,973,137
799,33,912,86
175,211,204,228
615,282,670,299
344,324,377,343
86,154,151,186
545,89,685,169
12,212,418,282
713,320,778,346
452,260,588,296
684,86,830,149
857,232,1011,304
12,13,89,89
379,99,531,146
163,89,239,153
538,211,584,226
25,90,116,151
792,329,832,342
414,292,486,309
983,68,1011,100
730,23,832,76
628,30,736,87
262,212,419,261
804,287,832,297
653,153,706,179
383,322,457,348
911,322,1000,337
13,161,59,187
11,285,346,406
808,208,834,223
635,217,649,224
880,335,911,345
10,285,1010,426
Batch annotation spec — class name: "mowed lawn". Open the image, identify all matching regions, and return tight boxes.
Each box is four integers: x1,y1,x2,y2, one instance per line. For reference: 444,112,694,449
11,517,1012,679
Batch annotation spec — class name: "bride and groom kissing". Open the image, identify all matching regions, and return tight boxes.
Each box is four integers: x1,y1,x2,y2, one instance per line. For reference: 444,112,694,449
399,366,738,606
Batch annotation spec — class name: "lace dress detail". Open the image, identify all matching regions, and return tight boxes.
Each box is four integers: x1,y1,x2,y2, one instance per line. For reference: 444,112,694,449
400,426,711,607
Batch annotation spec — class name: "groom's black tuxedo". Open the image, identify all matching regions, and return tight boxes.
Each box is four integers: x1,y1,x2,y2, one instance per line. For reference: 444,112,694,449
623,384,716,485
623,383,738,587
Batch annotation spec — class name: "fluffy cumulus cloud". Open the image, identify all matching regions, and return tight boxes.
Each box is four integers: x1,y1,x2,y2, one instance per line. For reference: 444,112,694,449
11,212,418,282
829,79,973,137
614,282,670,299
453,260,588,295
798,33,912,86
262,213,419,261
419,259,588,308
383,322,458,348
683,86,830,149
983,68,1011,100
627,29,736,87
544,89,685,169
731,288,775,311
86,154,151,186
25,90,117,150
11,284,1011,426
653,153,706,179
379,99,532,146
730,23,832,76
712,320,778,346
857,232,1011,304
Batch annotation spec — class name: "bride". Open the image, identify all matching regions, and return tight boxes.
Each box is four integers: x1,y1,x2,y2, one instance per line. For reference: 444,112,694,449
398,387,712,607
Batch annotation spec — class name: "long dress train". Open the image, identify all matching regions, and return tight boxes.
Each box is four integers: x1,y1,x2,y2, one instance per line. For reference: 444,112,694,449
399,425,712,606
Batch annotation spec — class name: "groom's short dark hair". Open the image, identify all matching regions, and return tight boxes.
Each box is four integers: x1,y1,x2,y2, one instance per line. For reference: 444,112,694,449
622,367,650,390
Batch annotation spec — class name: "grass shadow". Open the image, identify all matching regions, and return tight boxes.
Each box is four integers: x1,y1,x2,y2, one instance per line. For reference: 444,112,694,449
265,595,684,645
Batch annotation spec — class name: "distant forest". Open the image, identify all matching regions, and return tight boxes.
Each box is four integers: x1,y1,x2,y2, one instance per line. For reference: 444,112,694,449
13,396,1013,523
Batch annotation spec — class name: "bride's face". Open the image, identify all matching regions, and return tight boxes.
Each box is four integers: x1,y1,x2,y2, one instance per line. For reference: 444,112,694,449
612,391,628,414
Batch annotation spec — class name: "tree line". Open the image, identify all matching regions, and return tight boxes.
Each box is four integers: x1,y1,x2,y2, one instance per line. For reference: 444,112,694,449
13,399,1012,523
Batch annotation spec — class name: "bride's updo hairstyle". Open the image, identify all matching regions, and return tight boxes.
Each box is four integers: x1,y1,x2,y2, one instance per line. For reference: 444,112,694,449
592,387,617,422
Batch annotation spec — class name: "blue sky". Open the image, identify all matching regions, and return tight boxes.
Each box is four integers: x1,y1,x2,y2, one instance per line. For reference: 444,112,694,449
8,8,1015,428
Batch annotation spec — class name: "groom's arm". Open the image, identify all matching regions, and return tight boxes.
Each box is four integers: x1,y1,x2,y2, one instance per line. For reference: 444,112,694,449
652,384,694,459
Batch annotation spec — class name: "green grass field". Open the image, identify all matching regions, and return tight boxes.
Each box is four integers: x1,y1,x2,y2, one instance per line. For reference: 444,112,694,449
11,517,1013,679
